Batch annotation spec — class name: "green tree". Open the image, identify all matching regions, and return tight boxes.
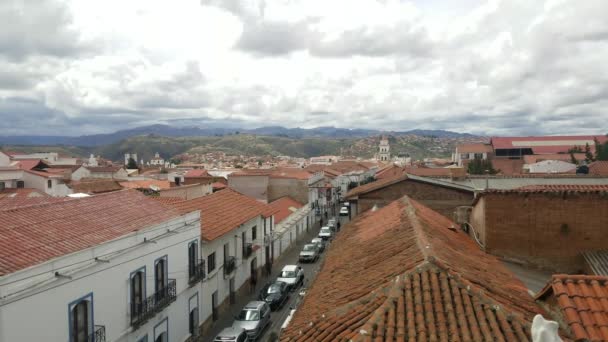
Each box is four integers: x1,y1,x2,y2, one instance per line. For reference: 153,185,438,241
467,158,498,175
595,137,608,161
126,157,138,169
570,152,578,165
585,143,595,163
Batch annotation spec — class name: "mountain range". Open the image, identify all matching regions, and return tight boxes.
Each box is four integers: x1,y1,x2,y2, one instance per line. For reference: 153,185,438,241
0,124,476,147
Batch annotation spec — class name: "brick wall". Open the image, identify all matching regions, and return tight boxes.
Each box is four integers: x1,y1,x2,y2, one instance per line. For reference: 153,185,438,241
357,179,474,219
477,192,608,272
268,178,309,204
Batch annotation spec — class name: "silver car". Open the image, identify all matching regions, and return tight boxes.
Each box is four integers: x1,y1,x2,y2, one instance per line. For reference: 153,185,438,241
311,237,325,253
318,226,333,241
232,301,271,340
299,243,320,263
277,265,304,291
214,327,249,342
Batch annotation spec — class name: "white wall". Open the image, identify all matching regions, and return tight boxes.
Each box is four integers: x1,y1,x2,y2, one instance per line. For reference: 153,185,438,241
71,166,91,181
21,171,73,197
0,152,10,166
0,211,201,342
198,215,267,326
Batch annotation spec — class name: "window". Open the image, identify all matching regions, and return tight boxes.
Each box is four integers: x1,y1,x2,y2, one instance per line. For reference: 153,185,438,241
16,180,24,188
188,241,197,279
154,256,167,298
242,231,247,258
474,153,484,159
207,252,216,273
137,336,148,342
174,176,181,186
460,153,469,160
154,318,168,342
69,293,93,342
131,269,145,317
252,226,257,241
212,291,219,321
0,182,4,191
47,179,52,189
223,243,229,261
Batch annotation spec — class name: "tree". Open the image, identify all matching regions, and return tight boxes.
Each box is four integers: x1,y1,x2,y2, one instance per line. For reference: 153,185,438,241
595,137,608,161
126,157,138,169
570,152,578,165
585,143,595,163
467,158,498,175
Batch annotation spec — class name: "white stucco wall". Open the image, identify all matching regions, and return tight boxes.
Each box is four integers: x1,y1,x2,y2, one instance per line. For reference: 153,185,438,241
71,166,91,181
0,152,10,166
0,211,201,342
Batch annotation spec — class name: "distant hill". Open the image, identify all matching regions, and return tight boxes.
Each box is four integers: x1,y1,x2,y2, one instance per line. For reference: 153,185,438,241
0,124,476,147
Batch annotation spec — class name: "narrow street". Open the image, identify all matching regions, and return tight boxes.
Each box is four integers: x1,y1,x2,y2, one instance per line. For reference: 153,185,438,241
201,207,351,341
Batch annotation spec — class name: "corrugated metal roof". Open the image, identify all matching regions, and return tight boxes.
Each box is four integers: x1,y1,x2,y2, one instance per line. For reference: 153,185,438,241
583,251,608,276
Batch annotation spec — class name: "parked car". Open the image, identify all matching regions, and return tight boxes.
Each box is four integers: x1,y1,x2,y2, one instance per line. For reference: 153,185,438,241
258,281,289,311
327,218,337,230
277,265,304,291
318,226,333,241
232,301,271,341
214,327,249,342
299,243,320,263
311,237,325,253
343,201,350,207
339,206,349,216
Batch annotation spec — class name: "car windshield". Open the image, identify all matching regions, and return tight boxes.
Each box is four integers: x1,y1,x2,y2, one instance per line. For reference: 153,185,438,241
303,245,316,251
281,270,296,278
320,228,330,234
267,283,282,294
237,309,260,321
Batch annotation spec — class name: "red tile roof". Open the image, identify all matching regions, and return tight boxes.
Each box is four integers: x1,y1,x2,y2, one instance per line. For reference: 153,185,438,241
86,166,123,173
375,164,406,180
0,188,66,210
229,168,312,180
345,173,409,199
69,179,124,194
184,169,211,178
211,182,226,190
404,167,453,177
119,180,171,190
457,143,493,153
15,159,44,170
497,185,608,193
23,169,64,179
268,196,304,224
590,161,608,176
536,275,608,342
168,188,276,241
282,197,543,341
0,190,185,276
150,196,185,205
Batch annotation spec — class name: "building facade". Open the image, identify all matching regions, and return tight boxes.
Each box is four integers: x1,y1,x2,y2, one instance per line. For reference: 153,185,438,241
378,136,390,162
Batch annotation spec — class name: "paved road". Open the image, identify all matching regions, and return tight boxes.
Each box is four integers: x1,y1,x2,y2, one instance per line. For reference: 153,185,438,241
202,210,350,341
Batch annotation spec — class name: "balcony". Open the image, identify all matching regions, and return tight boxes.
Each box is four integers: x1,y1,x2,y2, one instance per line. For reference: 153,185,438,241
224,256,236,276
94,325,106,342
188,259,206,286
131,279,177,328
243,243,253,259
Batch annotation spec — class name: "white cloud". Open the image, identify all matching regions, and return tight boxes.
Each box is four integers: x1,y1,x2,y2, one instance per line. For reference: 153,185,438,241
1,0,608,136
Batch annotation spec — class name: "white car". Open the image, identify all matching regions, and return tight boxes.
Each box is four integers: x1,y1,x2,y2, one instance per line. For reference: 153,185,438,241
339,207,349,216
327,218,337,229
277,265,304,291
343,201,350,207
318,226,333,241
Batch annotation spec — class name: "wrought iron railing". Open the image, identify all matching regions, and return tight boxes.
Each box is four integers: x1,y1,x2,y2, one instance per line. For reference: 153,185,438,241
94,325,106,342
224,256,236,276
130,279,177,328
188,259,206,286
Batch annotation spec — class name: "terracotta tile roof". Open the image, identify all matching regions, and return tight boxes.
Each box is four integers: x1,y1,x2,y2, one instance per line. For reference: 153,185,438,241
119,180,171,190
375,164,406,180
536,274,608,342
590,161,608,176
184,169,211,178
0,188,48,198
345,173,409,199
499,184,608,193
211,182,226,190
491,135,608,154
168,188,276,241
583,251,608,276
69,179,124,194
85,166,123,173
270,168,313,180
491,158,525,175
457,143,494,153
15,159,44,170
0,190,185,276
0,188,66,210
268,196,303,224
23,169,64,179
282,197,542,341
230,169,272,177
150,196,185,205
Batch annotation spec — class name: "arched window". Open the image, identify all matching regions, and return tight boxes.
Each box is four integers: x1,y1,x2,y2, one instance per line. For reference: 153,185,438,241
70,296,92,342
155,257,167,300
131,270,145,317
188,242,197,279
47,180,52,189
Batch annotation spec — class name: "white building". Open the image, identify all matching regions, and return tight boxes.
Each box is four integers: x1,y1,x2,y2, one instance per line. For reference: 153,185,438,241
0,190,203,342
267,197,313,258
150,153,165,166
309,156,338,165
378,136,390,162
167,188,275,336
10,152,79,165
524,160,577,174
452,143,493,167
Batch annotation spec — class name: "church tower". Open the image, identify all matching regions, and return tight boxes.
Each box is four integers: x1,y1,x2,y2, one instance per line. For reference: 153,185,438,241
379,136,390,162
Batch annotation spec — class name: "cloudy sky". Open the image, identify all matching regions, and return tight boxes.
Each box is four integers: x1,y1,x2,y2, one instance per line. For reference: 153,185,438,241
1,0,607,136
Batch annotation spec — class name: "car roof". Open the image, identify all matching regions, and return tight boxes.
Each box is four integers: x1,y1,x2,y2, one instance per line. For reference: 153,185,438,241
282,265,298,271
311,237,322,241
321,226,330,229
217,326,245,336
243,300,266,309
304,243,316,247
